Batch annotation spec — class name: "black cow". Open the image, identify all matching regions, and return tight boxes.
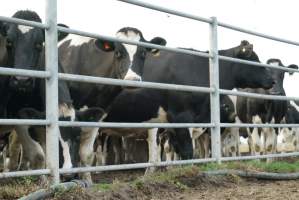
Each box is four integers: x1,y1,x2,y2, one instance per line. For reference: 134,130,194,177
58,27,167,177
0,10,74,170
236,58,298,159
101,41,274,164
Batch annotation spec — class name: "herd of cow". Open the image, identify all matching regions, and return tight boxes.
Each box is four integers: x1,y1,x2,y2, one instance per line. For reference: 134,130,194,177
0,10,298,183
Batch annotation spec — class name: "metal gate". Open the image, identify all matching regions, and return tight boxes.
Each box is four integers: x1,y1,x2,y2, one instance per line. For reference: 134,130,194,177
0,0,299,184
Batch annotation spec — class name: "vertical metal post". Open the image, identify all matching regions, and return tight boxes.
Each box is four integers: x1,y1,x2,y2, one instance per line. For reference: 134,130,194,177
45,0,60,184
209,17,221,164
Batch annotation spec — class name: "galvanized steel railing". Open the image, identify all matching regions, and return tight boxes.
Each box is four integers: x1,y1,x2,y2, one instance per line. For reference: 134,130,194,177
0,0,299,184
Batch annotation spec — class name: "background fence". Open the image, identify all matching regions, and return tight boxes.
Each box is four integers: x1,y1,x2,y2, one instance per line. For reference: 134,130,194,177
0,0,299,184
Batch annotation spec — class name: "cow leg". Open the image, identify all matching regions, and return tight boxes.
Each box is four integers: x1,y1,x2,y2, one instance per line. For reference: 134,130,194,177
146,128,158,174
79,127,99,184
7,130,22,171
202,133,210,158
110,136,122,164
15,126,45,169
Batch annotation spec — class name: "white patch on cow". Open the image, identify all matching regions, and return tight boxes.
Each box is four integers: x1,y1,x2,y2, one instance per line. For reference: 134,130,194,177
59,134,73,169
116,31,142,81
240,136,247,144
268,61,280,66
18,25,33,34
123,68,141,81
147,128,159,164
59,103,75,121
58,34,92,47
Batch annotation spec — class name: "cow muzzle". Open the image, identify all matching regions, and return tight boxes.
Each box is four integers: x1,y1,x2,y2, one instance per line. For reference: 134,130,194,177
9,76,34,91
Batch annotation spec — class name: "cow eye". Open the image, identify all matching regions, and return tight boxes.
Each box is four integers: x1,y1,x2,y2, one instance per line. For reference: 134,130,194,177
141,51,146,58
115,51,122,58
6,39,13,48
35,43,43,51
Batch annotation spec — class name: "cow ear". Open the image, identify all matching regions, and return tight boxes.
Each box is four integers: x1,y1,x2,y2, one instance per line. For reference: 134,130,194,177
57,23,69,41
94,39,115,52
0,22,7,36
147,37,167,55
288,64,298,75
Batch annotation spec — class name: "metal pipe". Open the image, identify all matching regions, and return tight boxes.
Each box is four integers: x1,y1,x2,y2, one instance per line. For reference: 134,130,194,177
58,121,214,128
220,89,299,101
0,169,50,178
59,73,213,94
209,17,221,164
221,152,299,162
116,0,212,24
0,16,48,29
0,67,50,78
57,26,211,59
116,0,299,47
218,55,299,74
57,26,299,74
45,0,60,184
221,123,299,128
218,21,299,47
59,158,216,174
0,119,49,126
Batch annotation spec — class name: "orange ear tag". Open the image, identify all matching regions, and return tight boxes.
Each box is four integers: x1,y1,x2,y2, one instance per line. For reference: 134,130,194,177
104,42,110,50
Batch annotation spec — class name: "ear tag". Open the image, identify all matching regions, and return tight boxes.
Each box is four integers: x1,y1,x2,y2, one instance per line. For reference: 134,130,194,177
104,42,110,50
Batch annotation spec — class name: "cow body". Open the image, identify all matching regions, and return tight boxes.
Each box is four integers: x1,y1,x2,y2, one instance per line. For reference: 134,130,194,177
236,59,298,160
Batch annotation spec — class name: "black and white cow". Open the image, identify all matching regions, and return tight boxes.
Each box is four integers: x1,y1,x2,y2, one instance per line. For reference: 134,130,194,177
0,10,75,170
58,27,166,180
100,40,274,165
236,58,298,160
279,101,299,152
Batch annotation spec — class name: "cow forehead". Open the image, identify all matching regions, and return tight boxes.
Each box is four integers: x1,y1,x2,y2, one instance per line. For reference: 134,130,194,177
268,61,280,66
116,31,141,62
18,25,34,34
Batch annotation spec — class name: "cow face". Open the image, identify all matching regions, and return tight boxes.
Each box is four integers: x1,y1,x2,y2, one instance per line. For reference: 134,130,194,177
266,58,298,95
95,27,166,82
4,10,68,92
233,40,274,89
167,111,194,159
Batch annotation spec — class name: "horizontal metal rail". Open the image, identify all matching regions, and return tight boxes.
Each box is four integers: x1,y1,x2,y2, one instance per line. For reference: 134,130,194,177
0,16,48,29
57,26,211,59
117,0,212,24
0,119,50,126
0,169,50,178
0,67,50,78
221,123,299,128
220,89,299,101
59,158,216,174
117,0,299,47
58,121,214,128
218,55,299,74
59,73,214,93
218,21,299,47
221,152,299,162
57,27,299,74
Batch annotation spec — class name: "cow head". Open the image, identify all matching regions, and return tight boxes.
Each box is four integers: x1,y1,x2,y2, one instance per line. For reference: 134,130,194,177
94,27,166,82
167,111,193,160
233,40,274,89
3,10,68,92
266,58,298,95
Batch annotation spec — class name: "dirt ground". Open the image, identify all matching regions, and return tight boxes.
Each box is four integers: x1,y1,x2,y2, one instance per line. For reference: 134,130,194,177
49,170,299,200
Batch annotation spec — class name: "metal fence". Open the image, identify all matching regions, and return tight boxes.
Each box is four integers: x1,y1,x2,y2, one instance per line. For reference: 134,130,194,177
1,0,299,184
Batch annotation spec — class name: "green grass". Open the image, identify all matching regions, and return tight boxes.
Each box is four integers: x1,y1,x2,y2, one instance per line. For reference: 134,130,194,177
91,159,299,193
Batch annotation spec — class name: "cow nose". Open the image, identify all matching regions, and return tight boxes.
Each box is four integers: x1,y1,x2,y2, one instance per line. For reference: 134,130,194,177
13,76,33,87
125,76,142,82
